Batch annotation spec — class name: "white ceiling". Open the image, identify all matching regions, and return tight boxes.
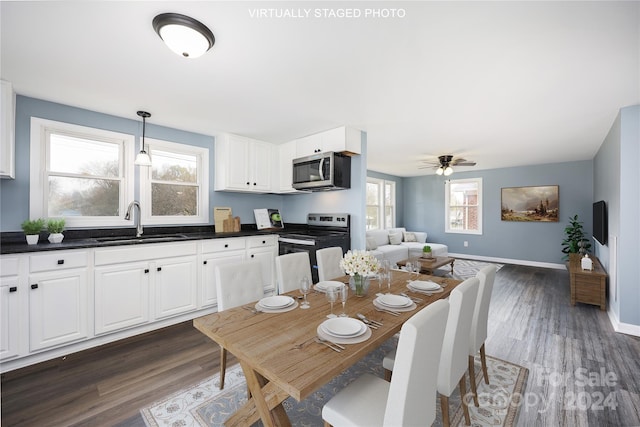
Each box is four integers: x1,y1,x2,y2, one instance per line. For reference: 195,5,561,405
2,1,638,177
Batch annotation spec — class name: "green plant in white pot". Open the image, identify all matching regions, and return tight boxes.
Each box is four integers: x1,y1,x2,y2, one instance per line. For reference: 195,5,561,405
422,245,433,258
47,218,66,243
21,218,45,245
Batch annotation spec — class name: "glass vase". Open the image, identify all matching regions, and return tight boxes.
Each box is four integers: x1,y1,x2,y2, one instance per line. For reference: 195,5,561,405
349,274,370,297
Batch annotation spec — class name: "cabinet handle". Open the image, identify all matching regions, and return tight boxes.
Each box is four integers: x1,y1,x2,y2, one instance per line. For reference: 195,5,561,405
157,267,162,272
31,284,38,290
262,240,266,244
57,259,64,265
251,254,255,258
224,244,229,248
9,287,17,293
144,269,150,274
253,182,257,186
246,182,250,185
203,260,207,265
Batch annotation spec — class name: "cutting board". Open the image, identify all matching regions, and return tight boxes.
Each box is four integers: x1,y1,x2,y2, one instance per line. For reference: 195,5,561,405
223,214,241,232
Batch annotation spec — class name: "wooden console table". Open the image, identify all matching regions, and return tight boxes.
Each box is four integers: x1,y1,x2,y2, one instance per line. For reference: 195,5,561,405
567,254,607,310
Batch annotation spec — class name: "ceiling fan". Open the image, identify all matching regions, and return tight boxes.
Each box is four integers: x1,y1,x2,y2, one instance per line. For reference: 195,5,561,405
419,155,477,176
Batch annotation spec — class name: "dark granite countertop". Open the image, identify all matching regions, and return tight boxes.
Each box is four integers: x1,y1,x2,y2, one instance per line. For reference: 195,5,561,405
0,225,300,255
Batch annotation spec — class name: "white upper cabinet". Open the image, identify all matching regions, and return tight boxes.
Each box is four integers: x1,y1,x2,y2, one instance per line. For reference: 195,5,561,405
295,126,361,158
0,80,15,179
215,133,272,193
277,140,306,193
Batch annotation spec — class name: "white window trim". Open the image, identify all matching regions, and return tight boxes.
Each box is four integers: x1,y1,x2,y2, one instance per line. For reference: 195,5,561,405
445,177,483,235
139,137,209,225
29,117,135,228
367,177,396,230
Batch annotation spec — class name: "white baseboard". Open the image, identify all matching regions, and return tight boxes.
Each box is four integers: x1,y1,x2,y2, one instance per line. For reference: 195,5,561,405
607,308,640,337
448,253,565,270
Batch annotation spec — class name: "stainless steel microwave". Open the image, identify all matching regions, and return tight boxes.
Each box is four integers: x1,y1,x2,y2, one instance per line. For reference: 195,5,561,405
292,152,351,191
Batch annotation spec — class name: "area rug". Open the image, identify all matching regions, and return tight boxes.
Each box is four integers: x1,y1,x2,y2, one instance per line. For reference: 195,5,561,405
437,258,504,280
141,337,528,427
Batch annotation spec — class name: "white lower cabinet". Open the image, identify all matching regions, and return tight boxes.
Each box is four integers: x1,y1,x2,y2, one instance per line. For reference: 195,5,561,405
247,236,278,295
28,268,89,352
201,250,245,308
0,257,21,360
94,261,150,335
154,255,198,319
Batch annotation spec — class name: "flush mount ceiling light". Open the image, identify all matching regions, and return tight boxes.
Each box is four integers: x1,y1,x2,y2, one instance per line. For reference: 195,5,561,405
134,111,152,166
153,13,215,58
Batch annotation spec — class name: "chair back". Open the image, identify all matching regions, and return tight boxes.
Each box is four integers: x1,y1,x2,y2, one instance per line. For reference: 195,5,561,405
384,299,449,426
316,247,344,281
438,277,480,395
215,260,265,311
275,252,312,294
470,265,497,354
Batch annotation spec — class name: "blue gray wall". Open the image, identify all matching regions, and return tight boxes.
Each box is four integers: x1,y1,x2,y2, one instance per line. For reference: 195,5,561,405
0,96,366,250
401,161,594,266
595,105,640,327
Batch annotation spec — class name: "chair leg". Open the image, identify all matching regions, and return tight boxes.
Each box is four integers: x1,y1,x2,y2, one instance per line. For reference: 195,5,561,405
219,345,227,390
459,376,471,426
440,394,450,427
384,368,392,382
468,355,479,407
324,422,332,427
480,343,489,384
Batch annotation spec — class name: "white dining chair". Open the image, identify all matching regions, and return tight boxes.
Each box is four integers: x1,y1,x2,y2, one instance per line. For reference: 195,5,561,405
275,252,312,294
215,260,265,389
322,299,449,427
468,264,497,406
316,247,344,281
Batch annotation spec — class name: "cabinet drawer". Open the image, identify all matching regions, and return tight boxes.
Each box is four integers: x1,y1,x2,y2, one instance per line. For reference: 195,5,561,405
574,275,603,286
1,257,20,277
95,242,197,266
201,238,246,253
30,251,88,273
247,235,276,248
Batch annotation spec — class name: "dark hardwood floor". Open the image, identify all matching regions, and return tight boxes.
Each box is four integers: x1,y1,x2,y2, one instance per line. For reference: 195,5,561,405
1,264,639,426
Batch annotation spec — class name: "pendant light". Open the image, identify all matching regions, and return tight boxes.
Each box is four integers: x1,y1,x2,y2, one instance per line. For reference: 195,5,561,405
134,111,152,166
153,13,215,59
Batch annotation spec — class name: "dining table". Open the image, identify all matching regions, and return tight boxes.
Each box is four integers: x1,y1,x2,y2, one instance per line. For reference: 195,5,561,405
193,268,462,427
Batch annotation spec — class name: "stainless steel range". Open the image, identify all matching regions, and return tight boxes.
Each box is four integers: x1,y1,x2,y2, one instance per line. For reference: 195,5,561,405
278,213,350,283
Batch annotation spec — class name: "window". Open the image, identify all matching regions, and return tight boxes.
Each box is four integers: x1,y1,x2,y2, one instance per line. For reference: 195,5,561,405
140,138,209,224
445,178,482,234
366,177,396,230
30,118,134,227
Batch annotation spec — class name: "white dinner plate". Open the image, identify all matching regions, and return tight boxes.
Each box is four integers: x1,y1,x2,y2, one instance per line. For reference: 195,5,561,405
408,280,441,291
321,318,367,337
377,294,412,308
314,281,344,293
258,295,295,309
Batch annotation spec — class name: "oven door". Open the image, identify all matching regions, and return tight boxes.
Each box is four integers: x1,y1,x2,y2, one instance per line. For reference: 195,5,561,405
292,152,333,190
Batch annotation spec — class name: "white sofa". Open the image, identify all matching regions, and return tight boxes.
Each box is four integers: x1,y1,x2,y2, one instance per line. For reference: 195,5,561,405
365,227,448,265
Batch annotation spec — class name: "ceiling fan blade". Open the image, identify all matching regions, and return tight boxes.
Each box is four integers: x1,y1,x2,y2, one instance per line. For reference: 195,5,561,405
451,158,476,166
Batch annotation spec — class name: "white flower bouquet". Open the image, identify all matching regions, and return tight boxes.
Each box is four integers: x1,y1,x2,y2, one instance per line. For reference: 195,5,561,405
340,250,380,277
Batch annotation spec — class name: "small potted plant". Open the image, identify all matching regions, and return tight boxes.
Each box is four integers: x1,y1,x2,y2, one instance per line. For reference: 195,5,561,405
21,218,45,245
46,218,66,243
422,245,433,259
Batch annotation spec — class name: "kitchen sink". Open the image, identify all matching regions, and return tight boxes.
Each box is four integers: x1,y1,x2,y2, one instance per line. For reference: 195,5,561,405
93,233,188,244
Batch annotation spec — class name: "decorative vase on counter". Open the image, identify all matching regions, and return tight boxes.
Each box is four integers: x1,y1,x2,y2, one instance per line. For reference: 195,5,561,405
349,274,370,297
48,233,64,244
25,234,39,245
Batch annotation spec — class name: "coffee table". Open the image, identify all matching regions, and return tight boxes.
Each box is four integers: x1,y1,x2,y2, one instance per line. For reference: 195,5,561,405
398,256,456,275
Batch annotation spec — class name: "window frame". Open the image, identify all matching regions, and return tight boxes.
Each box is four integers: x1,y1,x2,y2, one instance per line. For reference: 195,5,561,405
444,177,483,235
366,177,396,230
29,117,135,228
139,137,209,225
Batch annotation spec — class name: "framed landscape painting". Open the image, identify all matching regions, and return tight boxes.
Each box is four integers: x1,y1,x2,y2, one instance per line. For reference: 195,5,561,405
501,185,559,222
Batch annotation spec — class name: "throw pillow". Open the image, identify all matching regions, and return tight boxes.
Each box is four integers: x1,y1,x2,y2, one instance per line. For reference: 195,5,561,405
403,232,417,242
366,236,378,251
389,232,402,245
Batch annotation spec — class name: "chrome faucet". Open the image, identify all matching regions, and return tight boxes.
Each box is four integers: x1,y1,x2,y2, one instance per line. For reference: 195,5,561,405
124,201,143,237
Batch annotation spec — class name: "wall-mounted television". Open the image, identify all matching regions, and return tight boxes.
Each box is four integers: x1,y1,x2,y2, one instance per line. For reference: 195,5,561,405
593,200,607,245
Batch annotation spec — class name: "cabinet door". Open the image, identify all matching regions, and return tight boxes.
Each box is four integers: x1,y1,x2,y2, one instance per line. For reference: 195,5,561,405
94,262,150,335
226,135,251,190
295,134,323,157
250,140,272,191
29,269,88,351
247,248,276,295
0,277,20,360
0,80,15,179
201,251,245,307
154,256,198,319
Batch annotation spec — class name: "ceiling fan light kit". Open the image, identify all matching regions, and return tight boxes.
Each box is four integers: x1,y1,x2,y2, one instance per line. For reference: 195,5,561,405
422,154,476,176
153,13,215,58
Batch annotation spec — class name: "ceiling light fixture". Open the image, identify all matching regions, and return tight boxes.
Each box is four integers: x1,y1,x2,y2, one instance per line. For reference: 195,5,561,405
134,111,152,166
153,13,215,59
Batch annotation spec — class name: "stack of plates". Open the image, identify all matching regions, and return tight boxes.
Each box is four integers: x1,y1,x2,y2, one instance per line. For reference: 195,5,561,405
376,294,413,309
256,295,297,312
314,281,345,293
317,317,372,344
407,280,442,293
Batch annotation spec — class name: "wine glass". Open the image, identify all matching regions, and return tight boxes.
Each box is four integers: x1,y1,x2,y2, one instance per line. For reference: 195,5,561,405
325,286,338,318
413,261,422,278
405,261,412,274
339,285,348,317
385,269,392,291
299,276,311,309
